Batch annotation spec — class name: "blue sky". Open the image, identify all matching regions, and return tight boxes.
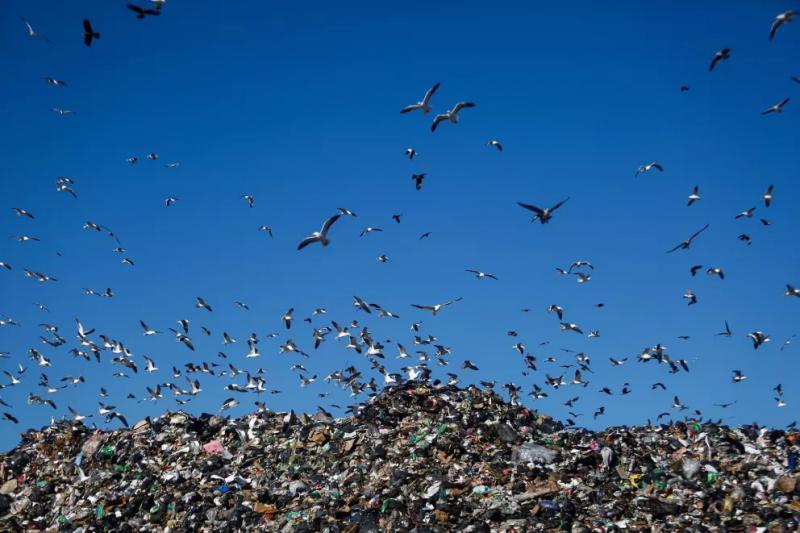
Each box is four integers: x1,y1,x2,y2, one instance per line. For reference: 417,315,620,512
0,1,798,449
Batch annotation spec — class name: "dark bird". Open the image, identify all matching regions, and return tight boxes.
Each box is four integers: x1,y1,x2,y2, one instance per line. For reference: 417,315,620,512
666,224,710,253
708,48,731,71
412,173,426,191
2,413,18,424
517,198,570,224
82,20,99,46
716,320,732,337
127,4,161,18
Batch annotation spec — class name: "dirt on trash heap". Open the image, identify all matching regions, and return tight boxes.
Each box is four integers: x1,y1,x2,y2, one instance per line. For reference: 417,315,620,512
0,383,798,532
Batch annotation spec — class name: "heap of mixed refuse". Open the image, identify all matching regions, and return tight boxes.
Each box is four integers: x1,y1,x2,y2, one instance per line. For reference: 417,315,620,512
0,383,798,531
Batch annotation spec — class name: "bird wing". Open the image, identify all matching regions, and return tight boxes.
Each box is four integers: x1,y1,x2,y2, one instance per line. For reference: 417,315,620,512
320,214,341,235
431,114,447,131
400,103,421,114
549,197,570,212
516,202,544,215
411,304,435,311
687,223,710,242
83,19,93,33
452,101,476,113
127,4,145,14
421,82,440,105
297,235,319,250
769,19,781,40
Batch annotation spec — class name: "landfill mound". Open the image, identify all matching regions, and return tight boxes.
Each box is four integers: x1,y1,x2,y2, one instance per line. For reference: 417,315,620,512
0,384,798,532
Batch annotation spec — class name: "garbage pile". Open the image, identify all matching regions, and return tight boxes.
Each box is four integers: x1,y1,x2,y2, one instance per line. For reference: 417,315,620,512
1,383,798,531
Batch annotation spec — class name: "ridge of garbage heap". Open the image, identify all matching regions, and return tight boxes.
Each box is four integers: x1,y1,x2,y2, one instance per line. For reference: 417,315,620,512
0,383,798,532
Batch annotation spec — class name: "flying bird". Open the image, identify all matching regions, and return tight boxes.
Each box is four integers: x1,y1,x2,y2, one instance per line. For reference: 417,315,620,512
769,11,795,41
666,224,710,253
517,198,570,224
405,148,416,159
411,298,463,316
635,162,663,176
431,102,476,132
400,82,440,114
127,3,161,18
486,140,503,151
708,48,731,71
22,18,51,43
412,173,426,191
465,269,498,280
687,186,701,206
762,98,790,115
83,20,99,46
44,78,68,87
298,214,341,250
51,108,76,116
762,185,774,207
195,297,213,312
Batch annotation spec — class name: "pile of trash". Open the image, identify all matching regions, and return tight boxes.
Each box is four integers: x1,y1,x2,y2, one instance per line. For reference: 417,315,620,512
0,383,798,532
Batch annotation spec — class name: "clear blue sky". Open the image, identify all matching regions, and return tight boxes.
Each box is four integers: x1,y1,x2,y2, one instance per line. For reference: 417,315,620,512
0,1,798,450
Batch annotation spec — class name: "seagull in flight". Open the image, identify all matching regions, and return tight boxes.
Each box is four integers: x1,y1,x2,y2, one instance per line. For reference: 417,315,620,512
360,227,383,237
411,298,463,316
687,186,701,206
769,11,795,41
298,214,341,250
486,140,503,151
762,185,774,207
12,208,34,219
762,98,790,115
51,108,76,117
405,148,416,159
517,198,570,224
22,18,51,43
666,223,710,253
747,331,770,350
400,82,440,114
465,269,498,280
44,78,68,87
708,48,731,71
241,194,255,208
412,173,426,191
431,102,476,132
635,162,663,176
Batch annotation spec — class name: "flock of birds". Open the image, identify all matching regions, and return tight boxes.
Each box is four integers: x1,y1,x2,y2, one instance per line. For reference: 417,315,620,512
1,5,798,435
